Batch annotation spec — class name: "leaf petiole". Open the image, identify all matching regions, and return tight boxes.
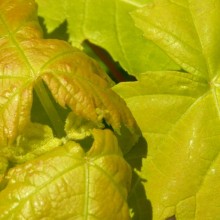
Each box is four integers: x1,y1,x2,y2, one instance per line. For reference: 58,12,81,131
34,81,65,137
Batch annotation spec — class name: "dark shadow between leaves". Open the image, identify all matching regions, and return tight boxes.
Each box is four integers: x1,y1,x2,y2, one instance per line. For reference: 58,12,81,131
125,136,147,171
125,136,152,220
38,15,151,219
166,216,176,220
77,136,94,153
83,40,137,83
0,159,16,191
38,17,69,41
31,81,71,138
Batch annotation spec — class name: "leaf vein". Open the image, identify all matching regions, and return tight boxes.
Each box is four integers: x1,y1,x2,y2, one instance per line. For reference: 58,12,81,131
0,15,35,78
143,19,203,75
114,0,131,71
2,160,85,217
187,0,211,78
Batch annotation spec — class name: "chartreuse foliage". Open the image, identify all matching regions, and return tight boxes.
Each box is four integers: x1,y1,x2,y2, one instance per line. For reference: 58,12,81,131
0,0,141,219
1,0,220,219
114,0,220,219
0,129,131,219
36,0,179,76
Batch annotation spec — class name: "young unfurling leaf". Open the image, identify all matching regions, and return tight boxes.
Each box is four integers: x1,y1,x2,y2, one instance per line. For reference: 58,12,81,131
0,0,140,152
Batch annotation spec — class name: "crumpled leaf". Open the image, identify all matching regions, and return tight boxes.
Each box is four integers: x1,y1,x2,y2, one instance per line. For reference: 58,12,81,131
36,0,179,76
0,129,132,219
0,0,140,152
65,112,96,140
0,122,61,187
12,123,62,162
0,156,8,184
113,0,220,219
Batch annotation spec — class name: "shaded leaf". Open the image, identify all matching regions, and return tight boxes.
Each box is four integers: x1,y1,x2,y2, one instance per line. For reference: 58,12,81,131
0,122,61,187
0,129,132,219
36,0,179,76
11,123,62,162
65,112,96,140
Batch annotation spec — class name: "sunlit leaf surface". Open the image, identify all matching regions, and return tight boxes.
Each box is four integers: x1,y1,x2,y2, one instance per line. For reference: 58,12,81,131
0,0,140,150
114,0,220,219
36,0,179,76
0,129,132,219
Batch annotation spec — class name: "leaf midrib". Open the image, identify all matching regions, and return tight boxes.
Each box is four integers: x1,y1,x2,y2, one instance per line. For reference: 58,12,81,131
2,154,128,219
0,14,36,78
170,0,212,79
1,159,85,218
187,0,212,79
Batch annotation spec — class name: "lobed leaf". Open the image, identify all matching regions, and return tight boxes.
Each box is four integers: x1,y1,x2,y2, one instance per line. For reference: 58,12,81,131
0,129,132,219
36,0,179,76
114,72,220,220
132,0,220,79
0,0,140,152
114,0,220,219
